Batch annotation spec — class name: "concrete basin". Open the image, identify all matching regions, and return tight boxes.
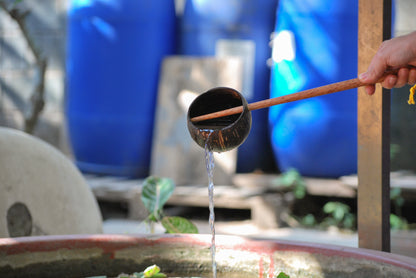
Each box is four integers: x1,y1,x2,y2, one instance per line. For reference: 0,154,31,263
1,234,416,277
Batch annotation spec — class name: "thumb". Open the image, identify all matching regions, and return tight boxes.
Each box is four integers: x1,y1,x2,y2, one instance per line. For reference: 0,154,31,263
359,60,388,84
359,71,372,83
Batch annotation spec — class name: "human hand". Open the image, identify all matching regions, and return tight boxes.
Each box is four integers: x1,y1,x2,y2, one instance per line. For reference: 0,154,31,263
358,31,416,95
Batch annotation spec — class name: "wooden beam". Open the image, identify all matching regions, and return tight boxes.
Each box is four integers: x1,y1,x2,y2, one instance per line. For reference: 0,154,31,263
357,0,392,252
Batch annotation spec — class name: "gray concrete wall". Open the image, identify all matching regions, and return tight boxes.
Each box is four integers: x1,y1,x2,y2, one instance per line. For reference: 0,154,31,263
0,0,67,149
394,0,416,36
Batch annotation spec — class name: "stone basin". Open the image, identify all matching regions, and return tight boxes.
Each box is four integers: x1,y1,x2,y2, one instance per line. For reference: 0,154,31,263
1,234,416,277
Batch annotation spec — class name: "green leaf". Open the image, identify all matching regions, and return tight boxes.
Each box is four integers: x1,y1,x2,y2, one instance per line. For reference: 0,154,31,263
293,185,306,199
333,206,345,221
144,264,159,276
390,143,400,160
276,169,306,199
390,187,402,200
390,188,405,208
390,214,408,230
279,168,301,187
143,265,167,278
324,202,349,217
323,202,336,213
161,216,199,234
343,214,355,229
322,202,355,229
300,214,316,227
276,272,290,278
141,177,175,220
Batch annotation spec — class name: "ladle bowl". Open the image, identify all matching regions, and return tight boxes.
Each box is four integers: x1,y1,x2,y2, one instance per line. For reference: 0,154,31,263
187,87,252,152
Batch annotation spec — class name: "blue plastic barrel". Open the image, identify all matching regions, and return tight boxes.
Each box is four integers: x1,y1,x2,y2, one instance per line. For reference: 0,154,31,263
66,0,176,177
269,0,358,177
179,0,279,173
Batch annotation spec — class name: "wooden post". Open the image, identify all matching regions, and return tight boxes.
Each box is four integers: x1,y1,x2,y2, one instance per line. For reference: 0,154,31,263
357,0,392,251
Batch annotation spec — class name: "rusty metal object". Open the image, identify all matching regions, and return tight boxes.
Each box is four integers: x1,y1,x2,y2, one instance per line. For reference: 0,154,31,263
187,87,252,152
357,0,392,252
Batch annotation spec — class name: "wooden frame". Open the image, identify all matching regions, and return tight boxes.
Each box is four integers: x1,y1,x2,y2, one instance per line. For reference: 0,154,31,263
357,0,392,251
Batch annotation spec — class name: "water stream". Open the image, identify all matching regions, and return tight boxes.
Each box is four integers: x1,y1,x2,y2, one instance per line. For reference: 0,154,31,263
204,132,217,278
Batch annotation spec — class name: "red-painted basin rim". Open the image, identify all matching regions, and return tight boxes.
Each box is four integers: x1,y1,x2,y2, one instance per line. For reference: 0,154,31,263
1,234,415,272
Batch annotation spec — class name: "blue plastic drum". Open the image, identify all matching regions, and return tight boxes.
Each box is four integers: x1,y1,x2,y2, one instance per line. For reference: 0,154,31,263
66,0,176,177
269,0,358,177
179,0,279,173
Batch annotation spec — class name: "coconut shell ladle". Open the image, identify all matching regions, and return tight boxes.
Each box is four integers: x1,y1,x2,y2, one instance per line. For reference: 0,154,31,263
187,87,252,153
187,69,406,152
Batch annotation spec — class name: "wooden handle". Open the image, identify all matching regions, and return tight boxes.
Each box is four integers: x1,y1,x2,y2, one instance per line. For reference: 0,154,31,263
190,78,364,123
190,69,404,123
